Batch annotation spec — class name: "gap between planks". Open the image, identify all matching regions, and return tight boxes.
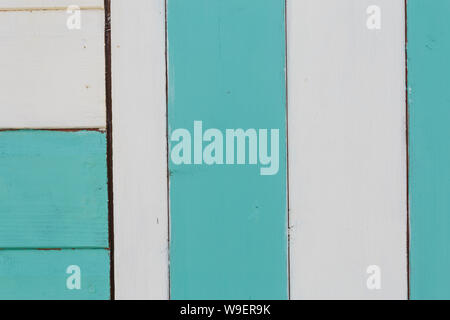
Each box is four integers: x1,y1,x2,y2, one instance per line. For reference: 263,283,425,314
103,0,115,301
404,0,410,300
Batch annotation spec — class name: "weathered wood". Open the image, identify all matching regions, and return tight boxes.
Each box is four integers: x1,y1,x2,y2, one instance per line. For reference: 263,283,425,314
287,0,407,299
0,249,110,300
111,0,169,300
0,130,108,248
168,0,288,299
0,8,105,128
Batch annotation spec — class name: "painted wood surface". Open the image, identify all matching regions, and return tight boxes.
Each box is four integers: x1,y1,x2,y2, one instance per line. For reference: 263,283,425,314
111,0,168,300
287,0,407,299
0,249,109,300
0,6,105,129
407,0,450,300
168,0,287,299
0,0,103,9
0,130,108,248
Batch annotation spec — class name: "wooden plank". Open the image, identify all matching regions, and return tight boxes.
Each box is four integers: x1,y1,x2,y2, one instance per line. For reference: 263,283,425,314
408,0,450,300
0,0,103,10
0,9,105,128
168,0,287,299
287,0,407,299
0,130,108,248
0,249,109,300
111,0,169,300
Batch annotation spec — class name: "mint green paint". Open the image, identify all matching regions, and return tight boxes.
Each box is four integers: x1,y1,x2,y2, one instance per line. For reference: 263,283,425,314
0,131,108,248
0,249,109,300
408,0,450,300
168,0,287,299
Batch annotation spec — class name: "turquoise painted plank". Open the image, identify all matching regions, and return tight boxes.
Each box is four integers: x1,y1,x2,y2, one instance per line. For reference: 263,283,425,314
0,249,110,300
408,0,450,300
168,0,287,299
0,130,108,248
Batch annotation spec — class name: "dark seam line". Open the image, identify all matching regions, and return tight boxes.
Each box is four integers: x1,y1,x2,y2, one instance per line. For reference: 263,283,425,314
404,0,411,301
104,0,115,301
284,0,291,301
165,0,171,301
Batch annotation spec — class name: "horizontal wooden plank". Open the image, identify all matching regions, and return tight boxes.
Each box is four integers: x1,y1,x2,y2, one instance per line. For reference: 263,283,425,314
0,9,105,128
0,130,108,248
0,0,103,10
0,249,109,300
111,0,169,299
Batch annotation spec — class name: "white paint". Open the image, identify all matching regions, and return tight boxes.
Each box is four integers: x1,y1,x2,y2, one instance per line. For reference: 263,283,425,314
0,9,105,128
0,0,103,10
287,0,407,299
111,0,169,300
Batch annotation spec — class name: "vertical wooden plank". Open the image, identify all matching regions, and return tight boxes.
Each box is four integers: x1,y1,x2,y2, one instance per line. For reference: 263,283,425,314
111,0,169,299
0,249,109,300
168,0,287,299
408,0,450,300
288,0,407,299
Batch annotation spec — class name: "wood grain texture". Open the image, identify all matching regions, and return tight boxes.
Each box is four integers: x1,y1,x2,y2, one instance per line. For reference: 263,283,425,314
287,0,407,299
0,8,105,128
111,0,169,300
0,130,108,248
0,249,109,300
168,0,287,299
408,0,450,300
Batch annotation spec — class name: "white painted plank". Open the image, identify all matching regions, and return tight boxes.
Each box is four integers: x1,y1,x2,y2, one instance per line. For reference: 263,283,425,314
0,9,105,128
111,0,168,300
287,0,407,299
0,0,103,10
